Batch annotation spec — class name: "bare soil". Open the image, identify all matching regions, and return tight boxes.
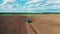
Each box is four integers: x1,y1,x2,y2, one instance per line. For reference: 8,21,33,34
0,16,28,34
26,14,60,34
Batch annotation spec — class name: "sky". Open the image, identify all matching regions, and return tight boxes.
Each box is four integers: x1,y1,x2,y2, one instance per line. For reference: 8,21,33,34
0,0,60,13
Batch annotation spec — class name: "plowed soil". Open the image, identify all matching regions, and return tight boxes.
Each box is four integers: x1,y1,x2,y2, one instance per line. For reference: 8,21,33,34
0,14,60,34
0,16,28,34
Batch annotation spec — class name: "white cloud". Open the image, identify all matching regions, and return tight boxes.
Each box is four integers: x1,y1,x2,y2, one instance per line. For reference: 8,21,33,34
21,0,60,12
26,0,44,4
53,5,60,9
0,0,16,6
0,0,18,11
0,0,60,12
21,0,47,11
41,0,60,6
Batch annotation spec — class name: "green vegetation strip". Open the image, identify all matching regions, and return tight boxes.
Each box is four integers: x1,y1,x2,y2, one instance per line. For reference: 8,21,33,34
0,14,40,18
0,14,33,16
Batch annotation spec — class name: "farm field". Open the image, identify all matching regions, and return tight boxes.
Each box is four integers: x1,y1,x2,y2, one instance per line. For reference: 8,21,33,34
0,14,60,34
26,14,60,34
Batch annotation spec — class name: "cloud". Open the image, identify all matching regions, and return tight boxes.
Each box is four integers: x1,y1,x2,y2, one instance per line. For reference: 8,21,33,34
0,0,20,11
0,0,16,6
21,0,47,11
0,0,60,13
25,0,45,4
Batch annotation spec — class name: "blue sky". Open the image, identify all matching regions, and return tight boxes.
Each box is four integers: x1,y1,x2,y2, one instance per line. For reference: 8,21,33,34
0,0,60,13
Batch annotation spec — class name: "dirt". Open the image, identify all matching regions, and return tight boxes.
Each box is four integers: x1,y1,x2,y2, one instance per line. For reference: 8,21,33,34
0,16,28,34
0,14,60,34
26,14,60,34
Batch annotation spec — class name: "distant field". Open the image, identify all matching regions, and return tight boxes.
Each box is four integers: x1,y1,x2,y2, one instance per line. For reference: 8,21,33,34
26,14,60,34
0,14,32,16
0,14,60,16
